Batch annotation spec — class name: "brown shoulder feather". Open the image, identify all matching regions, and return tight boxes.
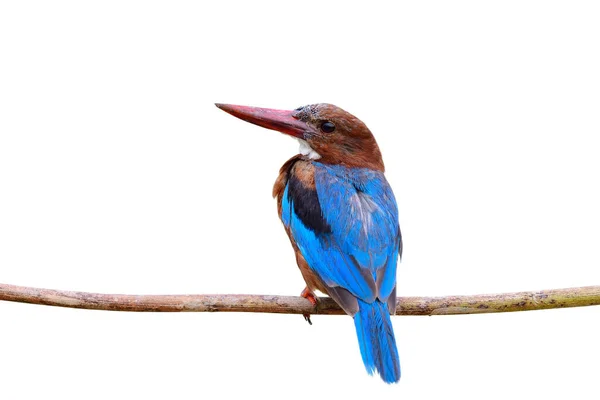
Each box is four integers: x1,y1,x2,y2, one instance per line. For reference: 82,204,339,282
273,155,304,216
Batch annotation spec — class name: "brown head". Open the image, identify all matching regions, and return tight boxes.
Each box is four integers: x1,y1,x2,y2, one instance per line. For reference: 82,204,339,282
215,103,384,171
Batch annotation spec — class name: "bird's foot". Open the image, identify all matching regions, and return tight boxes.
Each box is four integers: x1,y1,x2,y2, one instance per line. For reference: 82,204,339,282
300,287,319,325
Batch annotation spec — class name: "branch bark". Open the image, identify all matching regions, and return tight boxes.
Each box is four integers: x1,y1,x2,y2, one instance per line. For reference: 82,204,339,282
2,283,600,315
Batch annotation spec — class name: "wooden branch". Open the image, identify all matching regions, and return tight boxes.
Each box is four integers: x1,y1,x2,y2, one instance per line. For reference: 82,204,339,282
2,283,600,316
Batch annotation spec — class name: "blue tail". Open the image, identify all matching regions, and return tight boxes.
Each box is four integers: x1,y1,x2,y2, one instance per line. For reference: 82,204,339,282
353,299,400,383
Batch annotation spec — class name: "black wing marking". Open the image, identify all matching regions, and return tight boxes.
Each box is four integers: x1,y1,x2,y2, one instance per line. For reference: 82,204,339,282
287,173,332,235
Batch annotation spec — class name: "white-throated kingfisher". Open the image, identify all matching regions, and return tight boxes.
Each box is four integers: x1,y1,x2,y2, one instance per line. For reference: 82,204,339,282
216,103,402,383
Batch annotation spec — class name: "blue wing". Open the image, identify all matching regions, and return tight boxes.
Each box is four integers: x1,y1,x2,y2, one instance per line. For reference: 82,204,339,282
281,162,400,309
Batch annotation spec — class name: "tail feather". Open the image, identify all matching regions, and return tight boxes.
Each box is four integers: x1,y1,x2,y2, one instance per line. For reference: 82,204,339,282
353,299,400,383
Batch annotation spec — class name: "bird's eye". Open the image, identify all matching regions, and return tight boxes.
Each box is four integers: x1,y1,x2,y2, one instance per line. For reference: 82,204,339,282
320,121,335,133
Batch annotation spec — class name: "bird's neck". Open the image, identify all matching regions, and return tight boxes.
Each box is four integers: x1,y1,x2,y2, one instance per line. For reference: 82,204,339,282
313,143,385,172
296,136,384,171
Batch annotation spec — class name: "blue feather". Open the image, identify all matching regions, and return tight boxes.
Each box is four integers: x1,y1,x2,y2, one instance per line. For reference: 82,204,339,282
283,162,402,382
354,299,400,383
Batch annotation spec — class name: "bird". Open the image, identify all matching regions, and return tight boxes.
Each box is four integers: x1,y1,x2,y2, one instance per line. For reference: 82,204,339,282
215,103,402,383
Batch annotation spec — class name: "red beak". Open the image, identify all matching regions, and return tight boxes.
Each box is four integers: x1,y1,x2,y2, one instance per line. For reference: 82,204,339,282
215,103,307,139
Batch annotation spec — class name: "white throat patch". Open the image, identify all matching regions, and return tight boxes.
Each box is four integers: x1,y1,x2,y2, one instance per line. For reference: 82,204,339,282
298,139,322,160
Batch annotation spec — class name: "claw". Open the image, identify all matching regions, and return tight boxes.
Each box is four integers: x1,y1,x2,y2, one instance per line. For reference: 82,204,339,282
303,313,313,325
300,287,319,325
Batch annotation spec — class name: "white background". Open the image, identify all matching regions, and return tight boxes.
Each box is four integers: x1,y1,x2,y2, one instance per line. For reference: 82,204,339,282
1,1,600,398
